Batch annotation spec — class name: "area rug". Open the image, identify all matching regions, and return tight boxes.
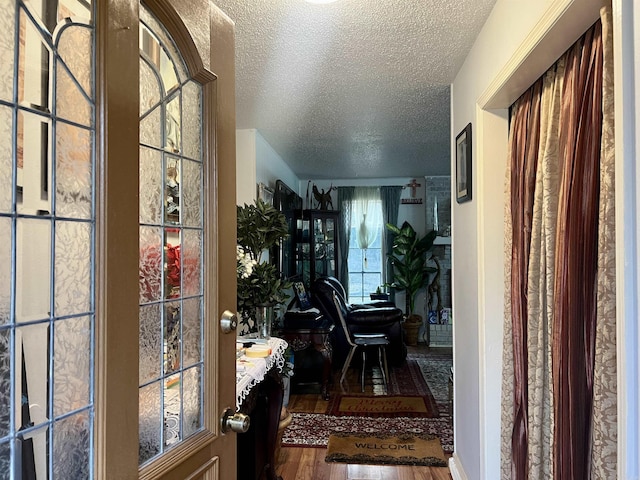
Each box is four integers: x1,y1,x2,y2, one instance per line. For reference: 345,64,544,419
325,432,447,467
282,349,454,453
387,357,433,396
281,412,454,453
327,394,438,418
413,354,453,409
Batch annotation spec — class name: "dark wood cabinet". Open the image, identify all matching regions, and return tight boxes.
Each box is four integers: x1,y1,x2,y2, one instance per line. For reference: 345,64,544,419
237,368,284,480
296,210,340,288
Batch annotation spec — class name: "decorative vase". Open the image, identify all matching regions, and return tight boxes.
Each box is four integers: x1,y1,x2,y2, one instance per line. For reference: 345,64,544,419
255,304,274,340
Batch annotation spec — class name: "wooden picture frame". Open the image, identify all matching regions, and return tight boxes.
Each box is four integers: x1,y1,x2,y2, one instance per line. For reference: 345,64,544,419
456,123,472,203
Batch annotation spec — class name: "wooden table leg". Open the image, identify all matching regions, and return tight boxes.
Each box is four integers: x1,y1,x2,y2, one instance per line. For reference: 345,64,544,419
314,338,332,400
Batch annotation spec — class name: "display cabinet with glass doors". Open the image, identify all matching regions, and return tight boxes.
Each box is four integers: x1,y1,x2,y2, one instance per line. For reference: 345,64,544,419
295,210,340,288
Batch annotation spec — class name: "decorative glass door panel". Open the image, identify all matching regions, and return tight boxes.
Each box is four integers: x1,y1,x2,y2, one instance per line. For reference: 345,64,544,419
138,5,204,466
0,0,96,478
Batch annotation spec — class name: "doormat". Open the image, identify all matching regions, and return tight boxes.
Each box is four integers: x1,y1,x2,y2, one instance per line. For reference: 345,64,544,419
327,395,437,418
325,432,447,467
281,412,454,453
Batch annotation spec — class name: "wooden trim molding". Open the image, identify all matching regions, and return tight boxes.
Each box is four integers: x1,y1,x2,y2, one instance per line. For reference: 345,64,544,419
139,432,216,480
142,0,216,84
478,0,601,109
95,1,141,479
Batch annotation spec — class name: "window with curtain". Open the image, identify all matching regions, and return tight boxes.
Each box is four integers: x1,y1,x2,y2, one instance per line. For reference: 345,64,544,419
346,188,383,304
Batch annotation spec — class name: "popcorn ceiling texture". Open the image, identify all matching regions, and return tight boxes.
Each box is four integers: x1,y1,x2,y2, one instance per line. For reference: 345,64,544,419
214,0,496,179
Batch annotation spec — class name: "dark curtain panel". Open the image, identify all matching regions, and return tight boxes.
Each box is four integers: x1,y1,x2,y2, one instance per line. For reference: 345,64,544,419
380,186,403,301
337,186,355,292
507,19,604,480
552,20,603,480
509,78,543,480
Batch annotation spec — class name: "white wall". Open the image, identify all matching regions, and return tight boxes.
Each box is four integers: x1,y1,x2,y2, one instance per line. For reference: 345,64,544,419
450,1,604,479
236,129,257,205
255,132,299,194
236,129,300,205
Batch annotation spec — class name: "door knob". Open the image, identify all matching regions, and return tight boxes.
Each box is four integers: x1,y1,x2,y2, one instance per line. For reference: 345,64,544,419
220,310,238,334
221,407,250,433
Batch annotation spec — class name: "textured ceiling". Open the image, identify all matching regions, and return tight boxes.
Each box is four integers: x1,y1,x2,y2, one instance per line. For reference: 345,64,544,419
213,0,497,179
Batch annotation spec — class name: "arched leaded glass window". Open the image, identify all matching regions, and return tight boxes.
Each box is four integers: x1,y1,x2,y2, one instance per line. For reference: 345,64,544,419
0,0,96,477
137,5,204,466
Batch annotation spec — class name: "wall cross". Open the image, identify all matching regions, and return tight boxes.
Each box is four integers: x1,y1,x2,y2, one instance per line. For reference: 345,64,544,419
407,178,422,198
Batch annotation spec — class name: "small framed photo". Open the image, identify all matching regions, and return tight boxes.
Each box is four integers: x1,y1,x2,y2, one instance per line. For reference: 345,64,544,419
456,123,472,203
293,281,312,310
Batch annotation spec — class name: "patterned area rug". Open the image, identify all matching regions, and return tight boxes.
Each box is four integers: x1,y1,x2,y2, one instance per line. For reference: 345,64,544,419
327,395,437,418
282,349,454,453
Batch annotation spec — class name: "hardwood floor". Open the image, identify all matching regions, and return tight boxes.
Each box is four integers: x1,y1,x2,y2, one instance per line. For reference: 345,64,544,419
274,346,453,480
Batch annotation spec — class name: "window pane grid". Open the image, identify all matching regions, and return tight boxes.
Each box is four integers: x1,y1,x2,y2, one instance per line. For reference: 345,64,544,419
138,6,204,466
348,245,382,305
3,1,96,476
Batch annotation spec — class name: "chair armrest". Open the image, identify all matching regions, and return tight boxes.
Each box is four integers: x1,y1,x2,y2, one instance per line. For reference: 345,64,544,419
350,300,396,310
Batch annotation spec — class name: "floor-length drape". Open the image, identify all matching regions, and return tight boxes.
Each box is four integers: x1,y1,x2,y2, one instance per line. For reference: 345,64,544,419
552,20,602,480
337,187,355,290
590,4,617,478
381,186,403,300
509,78,543,480
526,57,564,480
501,13,614,479
501,107,516,480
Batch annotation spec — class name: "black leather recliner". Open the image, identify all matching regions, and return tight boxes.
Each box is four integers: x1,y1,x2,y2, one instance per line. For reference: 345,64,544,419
311,276,407,367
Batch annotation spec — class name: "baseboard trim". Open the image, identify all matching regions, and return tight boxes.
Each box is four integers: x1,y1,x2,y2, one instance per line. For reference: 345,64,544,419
449,453,469,480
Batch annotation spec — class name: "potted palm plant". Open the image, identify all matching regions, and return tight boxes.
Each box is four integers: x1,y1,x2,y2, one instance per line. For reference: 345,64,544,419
386,221,437,345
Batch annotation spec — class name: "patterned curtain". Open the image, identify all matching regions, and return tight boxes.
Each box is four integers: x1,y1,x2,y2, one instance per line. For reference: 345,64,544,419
590,4,617,478
501,7,615,479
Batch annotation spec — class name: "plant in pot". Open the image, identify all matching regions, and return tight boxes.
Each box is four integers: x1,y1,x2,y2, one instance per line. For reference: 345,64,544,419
237,198,291,337
386,221,438,346
370,285,390,301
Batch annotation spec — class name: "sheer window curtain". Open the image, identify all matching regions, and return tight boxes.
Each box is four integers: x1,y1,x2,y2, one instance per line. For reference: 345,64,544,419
501,8,615,480
336,187,386,297
352,187,382,266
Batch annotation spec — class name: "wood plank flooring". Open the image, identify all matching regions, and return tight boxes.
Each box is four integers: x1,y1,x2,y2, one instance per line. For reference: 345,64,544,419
275,346,453,480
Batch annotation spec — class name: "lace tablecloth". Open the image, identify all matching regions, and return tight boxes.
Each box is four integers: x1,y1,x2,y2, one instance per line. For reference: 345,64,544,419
236,336,288,410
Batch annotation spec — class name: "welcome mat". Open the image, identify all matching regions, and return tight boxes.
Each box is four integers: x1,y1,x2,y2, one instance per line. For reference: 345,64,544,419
281,412,454,453
327,395,437,418
325,432,447,467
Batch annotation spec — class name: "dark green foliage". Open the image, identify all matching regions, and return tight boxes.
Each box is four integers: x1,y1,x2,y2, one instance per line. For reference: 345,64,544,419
237,198,289,262
386,221,437,315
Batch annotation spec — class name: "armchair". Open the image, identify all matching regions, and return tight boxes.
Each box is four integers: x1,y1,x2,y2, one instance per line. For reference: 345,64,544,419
311,276,407,367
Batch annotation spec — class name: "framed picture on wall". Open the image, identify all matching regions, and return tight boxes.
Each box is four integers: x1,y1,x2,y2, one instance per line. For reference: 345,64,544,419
456,123,472,203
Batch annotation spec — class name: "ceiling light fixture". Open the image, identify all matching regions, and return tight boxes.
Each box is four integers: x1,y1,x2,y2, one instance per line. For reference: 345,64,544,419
304,0,339,4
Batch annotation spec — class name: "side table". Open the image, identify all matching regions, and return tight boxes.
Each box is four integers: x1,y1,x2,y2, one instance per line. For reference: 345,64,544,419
280,323,334,400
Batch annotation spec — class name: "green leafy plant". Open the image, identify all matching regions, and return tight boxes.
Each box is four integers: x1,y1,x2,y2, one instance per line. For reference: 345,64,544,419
386,221,437,316
237,258,290,315
237,199,291,325
237,198,289,262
